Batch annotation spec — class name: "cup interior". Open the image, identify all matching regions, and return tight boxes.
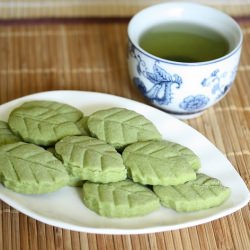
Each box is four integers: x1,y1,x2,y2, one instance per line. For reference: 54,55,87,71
128,2,242,60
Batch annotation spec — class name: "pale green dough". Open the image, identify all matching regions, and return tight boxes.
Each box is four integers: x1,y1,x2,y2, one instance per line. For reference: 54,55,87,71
0,142,69,194
87,107,162,149
76,116,90,136
0,120,21,146
8,100,83,146
46,146,83,187
67,177,84,187
55,135,127,183
82,179,160,217
153,173,231,212
122,140,199,186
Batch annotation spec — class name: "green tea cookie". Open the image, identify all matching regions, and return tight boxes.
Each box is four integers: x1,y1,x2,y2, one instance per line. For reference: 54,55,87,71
76,116,90,136
46,146,82,187
67,177,84,187
87,107,161,149
46,146,57,156
0,120,21,146
122,140,198,185
0,142,69,194
55,136,127,183
82,179,160,217
153,173,231,212
8,100,83,146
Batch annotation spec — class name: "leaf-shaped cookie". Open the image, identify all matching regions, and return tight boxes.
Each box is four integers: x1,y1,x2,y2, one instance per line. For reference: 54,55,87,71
0,120,21,146
0,142,69,194
87,107,161,149
8,100,83,146
122,140,199,185
46,147,83,187
153,173,231,212
82,179,160,217
76,116,90,136
55,136,127,183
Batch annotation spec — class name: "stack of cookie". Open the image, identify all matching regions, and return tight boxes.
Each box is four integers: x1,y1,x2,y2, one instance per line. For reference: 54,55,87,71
0,100,230,218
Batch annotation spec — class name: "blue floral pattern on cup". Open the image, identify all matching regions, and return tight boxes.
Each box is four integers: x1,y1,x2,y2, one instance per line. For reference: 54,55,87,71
179,95,209,111
137,62,182,105
130,43,183,105
201,67,237,100
128,41,240,115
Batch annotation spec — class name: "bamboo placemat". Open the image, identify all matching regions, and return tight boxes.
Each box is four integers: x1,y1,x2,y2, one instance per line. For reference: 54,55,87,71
0,0,250,19
0,17,249,249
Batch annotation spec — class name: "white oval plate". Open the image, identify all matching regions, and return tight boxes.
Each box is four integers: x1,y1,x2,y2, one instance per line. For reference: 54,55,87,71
0,90,249,234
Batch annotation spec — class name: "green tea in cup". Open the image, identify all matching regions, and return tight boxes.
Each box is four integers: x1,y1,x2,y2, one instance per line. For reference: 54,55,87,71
139,22,230,63
128,2,242,118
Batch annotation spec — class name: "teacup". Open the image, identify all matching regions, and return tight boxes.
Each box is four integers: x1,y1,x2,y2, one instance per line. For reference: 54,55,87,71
128,2,243,119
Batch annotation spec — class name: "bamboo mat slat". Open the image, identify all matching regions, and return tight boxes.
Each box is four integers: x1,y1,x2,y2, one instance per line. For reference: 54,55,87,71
0,0,250,19
0,18,249,250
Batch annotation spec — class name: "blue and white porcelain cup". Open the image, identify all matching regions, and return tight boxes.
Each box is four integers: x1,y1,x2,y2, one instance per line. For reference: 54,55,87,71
128,2,243,119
